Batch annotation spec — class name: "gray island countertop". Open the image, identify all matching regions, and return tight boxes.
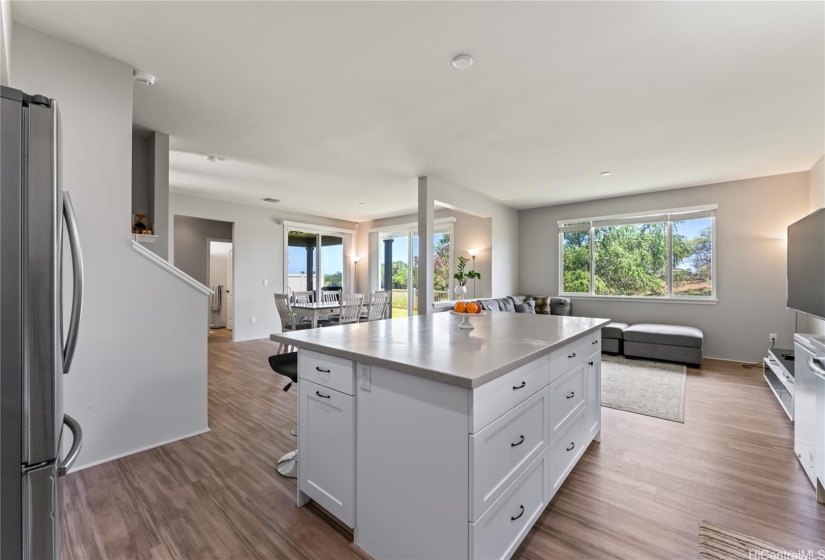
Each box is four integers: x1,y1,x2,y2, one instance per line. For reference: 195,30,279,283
270,312,610,389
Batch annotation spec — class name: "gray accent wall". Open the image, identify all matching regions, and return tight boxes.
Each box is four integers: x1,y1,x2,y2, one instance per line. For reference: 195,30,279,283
519,172,810,362
799,155,825,336
132,130,170,259
173,215,233,285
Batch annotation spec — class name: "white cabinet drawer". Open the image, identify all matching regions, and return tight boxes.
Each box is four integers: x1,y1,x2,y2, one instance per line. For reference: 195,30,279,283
299,350,355,396
470,355,550,433
547,362,587,439
298,379,355,527
548,333,600,384
470,387,549,522
548,409,584,499
470,449,549,560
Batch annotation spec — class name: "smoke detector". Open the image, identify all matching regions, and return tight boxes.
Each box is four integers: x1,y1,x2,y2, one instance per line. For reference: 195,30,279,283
261,197,281,204
133,70,156,86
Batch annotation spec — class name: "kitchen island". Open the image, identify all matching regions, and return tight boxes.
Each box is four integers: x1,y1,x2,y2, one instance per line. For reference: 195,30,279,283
270,312,610,560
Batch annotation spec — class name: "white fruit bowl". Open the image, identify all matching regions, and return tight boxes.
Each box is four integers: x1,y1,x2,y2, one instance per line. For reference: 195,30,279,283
449,309,487,330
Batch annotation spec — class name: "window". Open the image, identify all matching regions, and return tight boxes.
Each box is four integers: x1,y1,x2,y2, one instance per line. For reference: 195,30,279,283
559,206,715,300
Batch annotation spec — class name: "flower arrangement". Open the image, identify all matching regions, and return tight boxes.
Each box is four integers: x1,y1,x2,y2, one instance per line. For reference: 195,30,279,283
453,255,481,287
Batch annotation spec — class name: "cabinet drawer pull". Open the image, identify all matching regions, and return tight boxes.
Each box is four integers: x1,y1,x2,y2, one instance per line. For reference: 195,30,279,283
566,391,575,399
589,361,594,366
511,505,525,521
315,367,331,373
592,340,599,345
316,391,331,399
566,442,575,452
511,435,525,447
513,381,526,390
568,353,576,358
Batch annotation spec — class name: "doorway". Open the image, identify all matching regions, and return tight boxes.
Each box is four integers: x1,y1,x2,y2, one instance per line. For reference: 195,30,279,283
208,240,233,341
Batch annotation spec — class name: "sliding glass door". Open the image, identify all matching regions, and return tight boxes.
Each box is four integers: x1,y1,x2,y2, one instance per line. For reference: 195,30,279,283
377,224,452,317
287,229,345,302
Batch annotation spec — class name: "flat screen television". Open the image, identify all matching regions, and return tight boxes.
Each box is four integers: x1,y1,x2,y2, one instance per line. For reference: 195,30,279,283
788,208,825,320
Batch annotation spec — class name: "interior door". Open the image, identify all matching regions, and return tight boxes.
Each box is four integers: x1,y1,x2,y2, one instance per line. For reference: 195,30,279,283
227,248,234,330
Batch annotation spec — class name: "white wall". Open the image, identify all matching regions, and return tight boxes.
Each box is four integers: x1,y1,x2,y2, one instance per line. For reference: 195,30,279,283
169,193,356,341
0,0,10,85
519,172,810,362
809,155,824,212
11,25,208,470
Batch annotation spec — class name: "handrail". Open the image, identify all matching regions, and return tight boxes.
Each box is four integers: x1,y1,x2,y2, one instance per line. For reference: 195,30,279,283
131,240,213,296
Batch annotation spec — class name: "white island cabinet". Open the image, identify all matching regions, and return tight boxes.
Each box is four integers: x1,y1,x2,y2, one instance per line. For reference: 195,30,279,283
272,312,609,560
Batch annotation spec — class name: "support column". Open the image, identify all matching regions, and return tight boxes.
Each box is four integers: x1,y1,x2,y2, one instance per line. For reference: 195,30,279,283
417,176,434,315
306,247,314,292
383,239,394,291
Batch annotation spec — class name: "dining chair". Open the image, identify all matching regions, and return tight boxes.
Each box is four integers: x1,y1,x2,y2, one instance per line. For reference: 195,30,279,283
321,290,341,304
364,291,390,322
274,293,312,331
323,294,364,326
292,291,314,305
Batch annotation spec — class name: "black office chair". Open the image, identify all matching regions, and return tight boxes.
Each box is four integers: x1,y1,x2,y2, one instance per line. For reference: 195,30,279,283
268,352,298,478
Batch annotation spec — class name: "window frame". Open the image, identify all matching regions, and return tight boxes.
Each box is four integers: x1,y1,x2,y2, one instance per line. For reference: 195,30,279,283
557,205,717,303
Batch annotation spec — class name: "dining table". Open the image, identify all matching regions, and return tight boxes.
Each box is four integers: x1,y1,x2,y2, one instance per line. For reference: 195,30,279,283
290,301,342,329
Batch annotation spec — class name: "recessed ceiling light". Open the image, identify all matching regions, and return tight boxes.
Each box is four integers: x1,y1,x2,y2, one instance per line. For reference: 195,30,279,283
133,70,156,86
451,54,473,70
359,202,365,205
206,155,224,163
600,171,612,177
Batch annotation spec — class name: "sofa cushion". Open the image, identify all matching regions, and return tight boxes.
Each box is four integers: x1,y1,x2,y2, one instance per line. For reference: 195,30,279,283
624,323,704,348
476,299,499,312
549,297,572,316
515,300,536,314
603,322,629,340
525,296,552,315
509,295,526,306
496,298,515,312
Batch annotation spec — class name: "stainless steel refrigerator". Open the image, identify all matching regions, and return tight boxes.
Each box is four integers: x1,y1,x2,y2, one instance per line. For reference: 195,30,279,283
1,86,84,559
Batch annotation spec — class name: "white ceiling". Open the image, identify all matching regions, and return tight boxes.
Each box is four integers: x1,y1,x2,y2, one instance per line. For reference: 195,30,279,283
13,1,825,221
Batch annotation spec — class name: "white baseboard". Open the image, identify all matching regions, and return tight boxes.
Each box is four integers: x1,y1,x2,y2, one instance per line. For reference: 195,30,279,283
67,426,211,473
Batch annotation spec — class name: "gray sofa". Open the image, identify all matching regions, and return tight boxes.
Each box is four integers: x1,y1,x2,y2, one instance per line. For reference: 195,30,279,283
461,297,703,367
472,295,572,316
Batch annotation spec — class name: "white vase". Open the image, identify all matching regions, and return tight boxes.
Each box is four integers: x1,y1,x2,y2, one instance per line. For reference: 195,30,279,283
454,285,468,300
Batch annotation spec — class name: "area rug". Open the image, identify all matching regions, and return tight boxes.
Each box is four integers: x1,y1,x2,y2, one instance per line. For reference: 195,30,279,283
698,520,791,559
601,355,687,422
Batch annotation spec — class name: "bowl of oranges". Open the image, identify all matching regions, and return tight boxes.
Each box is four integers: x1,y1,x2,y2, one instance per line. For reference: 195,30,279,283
449,301,486,330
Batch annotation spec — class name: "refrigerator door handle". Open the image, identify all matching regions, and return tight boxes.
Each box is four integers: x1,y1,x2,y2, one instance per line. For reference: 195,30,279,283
62,191,84,374
57,414,82,477
809,356,825,379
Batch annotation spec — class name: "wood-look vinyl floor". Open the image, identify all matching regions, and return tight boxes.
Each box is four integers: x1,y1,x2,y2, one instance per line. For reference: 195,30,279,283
60,339,825,560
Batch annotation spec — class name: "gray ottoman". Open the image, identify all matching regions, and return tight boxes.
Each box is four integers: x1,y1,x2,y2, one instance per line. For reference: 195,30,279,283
602,322,628,355
623,324,703,367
